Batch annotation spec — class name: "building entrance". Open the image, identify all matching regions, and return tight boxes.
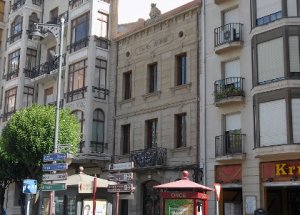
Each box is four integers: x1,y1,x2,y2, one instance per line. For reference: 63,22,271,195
266,186,300,215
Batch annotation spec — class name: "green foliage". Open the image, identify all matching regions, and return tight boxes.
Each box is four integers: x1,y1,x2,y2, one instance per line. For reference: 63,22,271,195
215,84,244,101
1,104,81,180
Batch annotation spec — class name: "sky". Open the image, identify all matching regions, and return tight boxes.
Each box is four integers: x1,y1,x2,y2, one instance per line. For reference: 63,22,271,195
118,0,193,24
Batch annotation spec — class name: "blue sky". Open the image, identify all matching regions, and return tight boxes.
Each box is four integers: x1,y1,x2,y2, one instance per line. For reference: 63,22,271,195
118,0,193,24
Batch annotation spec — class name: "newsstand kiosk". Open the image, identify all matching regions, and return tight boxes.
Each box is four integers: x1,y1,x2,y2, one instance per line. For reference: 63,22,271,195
154,170,213,215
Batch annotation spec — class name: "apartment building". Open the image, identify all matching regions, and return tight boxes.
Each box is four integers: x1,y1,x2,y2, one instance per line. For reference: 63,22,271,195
204,0,300,214
114,1,201,214
2,0,118,214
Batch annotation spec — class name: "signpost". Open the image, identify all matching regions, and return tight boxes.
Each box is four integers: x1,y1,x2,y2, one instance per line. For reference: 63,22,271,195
108,172,133,182
43,153,67,162
41,183,67,191
43,173,68,181
107,184,134,193
42,163,68,171
108,162,134,171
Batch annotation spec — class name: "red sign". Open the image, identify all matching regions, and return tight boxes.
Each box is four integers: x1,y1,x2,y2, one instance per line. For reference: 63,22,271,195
215,164,242,184
214,183,221,201
161,192,208,200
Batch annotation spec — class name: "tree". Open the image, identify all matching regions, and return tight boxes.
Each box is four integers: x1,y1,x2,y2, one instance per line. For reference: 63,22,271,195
1,104,81,215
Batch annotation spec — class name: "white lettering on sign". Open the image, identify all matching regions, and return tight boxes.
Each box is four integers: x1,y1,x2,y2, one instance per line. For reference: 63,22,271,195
170,193,187,198
78,182,93,193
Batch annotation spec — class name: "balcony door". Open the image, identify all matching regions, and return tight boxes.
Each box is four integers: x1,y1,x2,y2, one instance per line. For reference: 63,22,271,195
223,8,239,41
225,113,241,154
224,59,240,89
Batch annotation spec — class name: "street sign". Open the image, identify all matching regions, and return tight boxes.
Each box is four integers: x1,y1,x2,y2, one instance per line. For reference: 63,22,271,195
41,183,66,191
108,172,133,182
23,179,37,194
43,173,68,181
42,163,68,172
107,183,134,193
78,182,93,193
108,162,134,171
43,153,67,162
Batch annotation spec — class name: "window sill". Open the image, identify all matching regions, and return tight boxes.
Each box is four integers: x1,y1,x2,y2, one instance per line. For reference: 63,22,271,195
142,90,161,100
170,146,192,153
170,82,192,92
119,97,135,105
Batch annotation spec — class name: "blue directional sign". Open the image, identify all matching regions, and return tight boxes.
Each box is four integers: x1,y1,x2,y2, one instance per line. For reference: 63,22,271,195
42,163,68,172
43,153,67,162
23,179,37,194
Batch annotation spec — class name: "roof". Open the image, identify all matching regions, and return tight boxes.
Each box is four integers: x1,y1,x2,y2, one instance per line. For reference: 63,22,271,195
154,170,213,191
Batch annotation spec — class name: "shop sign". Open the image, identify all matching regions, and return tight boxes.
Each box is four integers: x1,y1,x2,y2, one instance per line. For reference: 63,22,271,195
79,182,93,193
162,192,208,200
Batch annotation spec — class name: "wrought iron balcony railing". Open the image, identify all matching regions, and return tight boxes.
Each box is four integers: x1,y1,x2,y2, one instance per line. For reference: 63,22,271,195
1,110,16,122
69,0,88,10
67,37,89,53
9,31,22,44
47,99,64,108
130,147,167,168
90,141,107,153
214,77,244,102
3,69,19,81
214,23,243,47
92,86,109,100
94,36,110,50
32,0,42,6
24,55,66,79
47,11,69,25
65,86,87,103
11,0,25,11
215,132,246,157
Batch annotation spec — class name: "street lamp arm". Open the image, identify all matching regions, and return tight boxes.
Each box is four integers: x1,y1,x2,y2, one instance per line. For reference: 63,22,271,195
34,17,65,42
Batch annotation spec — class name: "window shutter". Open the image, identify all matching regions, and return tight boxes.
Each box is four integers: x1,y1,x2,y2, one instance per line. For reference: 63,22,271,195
257,37,284,83
256,0,281,19
287,0,298,16
225,59,240,78
259,100,287,146
292,99,300,143
226,113,241,131
289,36,300,73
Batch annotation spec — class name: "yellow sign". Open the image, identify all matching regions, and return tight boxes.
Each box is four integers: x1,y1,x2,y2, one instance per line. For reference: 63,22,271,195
275,163,300,176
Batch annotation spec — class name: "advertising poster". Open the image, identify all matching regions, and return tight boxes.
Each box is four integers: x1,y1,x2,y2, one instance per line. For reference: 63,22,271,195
165,199,194,215
83,200,107,215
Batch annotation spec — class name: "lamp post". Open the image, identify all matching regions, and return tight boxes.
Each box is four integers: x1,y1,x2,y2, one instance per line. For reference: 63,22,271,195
31,17,65,215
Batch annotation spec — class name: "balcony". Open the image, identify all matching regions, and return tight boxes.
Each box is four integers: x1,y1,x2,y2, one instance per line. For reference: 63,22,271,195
215,133,246,161
1,110,16,122
92,86,109,100
130,147,167,169
67,37,89,53
214,77,245,107
24,55,66,80
47,99,64,108
11,0,25,11
32,0,42,6
65,86,87,103
3,69,19,81
9,31,22,44
47,11,69,25
69,0,88,10
95,36,110,50
214,23,243,54
90,141,107,153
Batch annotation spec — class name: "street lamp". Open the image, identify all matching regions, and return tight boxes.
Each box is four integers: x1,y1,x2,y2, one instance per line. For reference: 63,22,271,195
30,17,65,215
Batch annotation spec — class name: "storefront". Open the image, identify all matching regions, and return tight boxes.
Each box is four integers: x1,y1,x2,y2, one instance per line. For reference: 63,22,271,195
215,164,243,215
261,160,300,215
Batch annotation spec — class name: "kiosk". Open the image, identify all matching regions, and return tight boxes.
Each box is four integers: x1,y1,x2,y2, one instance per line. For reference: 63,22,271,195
154,170,213,215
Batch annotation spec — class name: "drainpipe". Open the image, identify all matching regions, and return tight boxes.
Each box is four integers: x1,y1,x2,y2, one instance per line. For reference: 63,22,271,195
200,0,207,185
196,7,200,183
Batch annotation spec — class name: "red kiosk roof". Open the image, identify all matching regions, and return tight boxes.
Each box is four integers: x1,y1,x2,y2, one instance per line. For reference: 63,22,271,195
154,170,213,191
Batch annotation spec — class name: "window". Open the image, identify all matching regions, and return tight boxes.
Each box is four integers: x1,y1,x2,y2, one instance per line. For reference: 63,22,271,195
259,99,287,146
10,15,22,43
175,113,186,148
23,86,34,107
32,0,41,6
49,7,58,24
91,109,105,153
72,110,84,134
176,53,187,85
7,49,20,80
148,63,157,93
292,99,300,143
70,13,89,52
44,87,54,105
0,1,4,22
93,59,107,99
289,36,300,73
4,87,17,120
121,124,130,154
256,0,282,26
257,37,284,84
67,59,86,102
25,49,37,70
28,13,39,32
225,113,242,153
47,46,56,62
96,12,108,38
146,119,157,148
123,71,132,100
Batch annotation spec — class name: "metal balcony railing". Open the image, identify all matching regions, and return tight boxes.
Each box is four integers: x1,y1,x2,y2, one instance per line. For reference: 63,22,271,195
11,0,25,11
92,86,109,100
3,69,19,81
214,23,243,47
47,11,69,25
90,141,106,153
47,99,64,108
1,110,16,122
9,31,22,44
94,36,110,50
24,55,66,79
32,0,41,6
69,0,88,9
65,86,87,103
214,77,244,102
130,147,167,168
215,133,246,157
67,37,89,53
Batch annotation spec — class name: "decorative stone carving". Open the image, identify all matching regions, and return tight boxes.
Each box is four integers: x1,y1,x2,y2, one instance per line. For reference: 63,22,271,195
149,3,161,20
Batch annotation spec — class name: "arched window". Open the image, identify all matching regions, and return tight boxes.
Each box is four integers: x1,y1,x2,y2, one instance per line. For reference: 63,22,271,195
71,110,84,134
10,15,22,43
91,109,105,153
28,13,39,31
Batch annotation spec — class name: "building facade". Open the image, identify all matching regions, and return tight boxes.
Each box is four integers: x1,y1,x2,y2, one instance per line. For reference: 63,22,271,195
114,1,201,214
1,0,118,214
204,0,300,215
